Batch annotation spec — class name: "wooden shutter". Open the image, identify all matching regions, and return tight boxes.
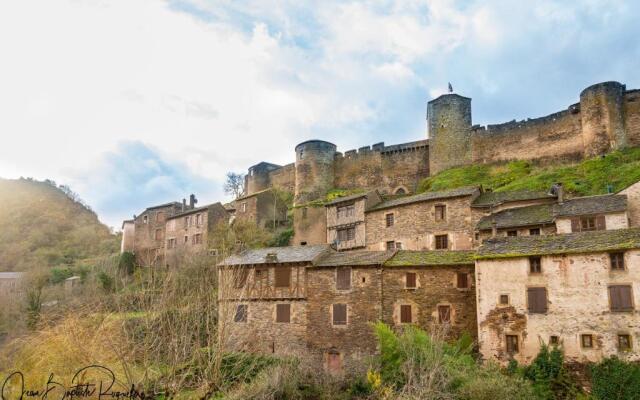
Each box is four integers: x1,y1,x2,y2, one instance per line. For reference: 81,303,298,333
275,267,291,288
333,304,347,325
406,272,416,288
438,305,451,323
457,272,468,289
570,218,580,232
596,215,606,231
610,285,633,311
400,305,412,323
527,287,547,313
276,304,290,322
336,268,351,290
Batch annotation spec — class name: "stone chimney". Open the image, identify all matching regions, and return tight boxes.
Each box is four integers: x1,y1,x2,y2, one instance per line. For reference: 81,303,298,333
556,183,564,203
182,198,186,212
265,252,278,263
491,220,498,238
189,194,197,209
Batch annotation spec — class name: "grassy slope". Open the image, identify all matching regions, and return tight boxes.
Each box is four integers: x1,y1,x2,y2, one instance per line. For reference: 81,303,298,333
0,178,118,271
418,146,640,196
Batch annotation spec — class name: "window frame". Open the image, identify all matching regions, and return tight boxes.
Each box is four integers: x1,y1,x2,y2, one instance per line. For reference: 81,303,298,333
400,304,412,324
332,303,347,326
438,304,451,324
275,303,291,323
580,216,597,231
609,285,634,312
581,334,593,349
435,234,448,250
336,267,352,291
499,294,510,305
610,252,625,271
506,334,519,354
527,286,548,314
385,213,395,227
405,272,417,289
274,267,292,288
529,228,541,236
507,230,518,237
386,241,395,251
618,334,632,351
529,256,542,274
456,272,469,289
434,204,446,221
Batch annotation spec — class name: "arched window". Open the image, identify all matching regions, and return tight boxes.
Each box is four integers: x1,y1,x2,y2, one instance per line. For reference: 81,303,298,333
394,187,406,195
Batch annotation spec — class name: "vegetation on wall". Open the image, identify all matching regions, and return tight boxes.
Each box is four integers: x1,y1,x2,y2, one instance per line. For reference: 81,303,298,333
418,147,640,197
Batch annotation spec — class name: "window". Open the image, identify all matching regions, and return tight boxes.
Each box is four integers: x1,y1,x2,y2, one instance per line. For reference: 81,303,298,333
406,272,416,289
192,233,203,245
506,335,519,353
456,272,468,289
336,267,351,290
255,268,268,286
167,238,176,249
184,235,188,244
438,305,451,323
386,241,396,251
333,304,347,325
143,215,148,224
336,204,355,219
234,269,249,288
610,252,625,270
550,336,559,345
435,234,448,250
395,242,403,250
326,350,341,373
435,205,446,221
500,294,510,305
529,228,541,236
529,256,542,274
400,305,412,323
580,216,596,231
609,285,633,311
618,334,632,351
527,287,548,313
302,207,308,218
184,215,191,228
155,229,163,241
581,334,593,349
234,305,248,322
275,267,291,288
386,213,395,227
395,188,406,195
276,304,290,323
196,213,202,226
241,202,247,213
507,230,518,237
337,227,355,242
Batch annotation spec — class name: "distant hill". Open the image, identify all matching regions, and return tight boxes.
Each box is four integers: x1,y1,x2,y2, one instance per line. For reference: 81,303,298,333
0,178,118,271
418,147,640,197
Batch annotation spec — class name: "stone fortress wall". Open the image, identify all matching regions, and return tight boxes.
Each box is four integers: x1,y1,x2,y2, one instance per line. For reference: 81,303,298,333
245,81,640,202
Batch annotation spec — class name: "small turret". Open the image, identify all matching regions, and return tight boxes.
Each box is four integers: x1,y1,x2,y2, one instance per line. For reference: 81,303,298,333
580,81,627,157
427,92,473,174
294,140,337,205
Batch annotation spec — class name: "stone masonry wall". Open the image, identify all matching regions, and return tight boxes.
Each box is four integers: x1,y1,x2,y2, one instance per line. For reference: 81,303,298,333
365,196,481,250
476,251,640,365
621,181,640,228
624,90,640,147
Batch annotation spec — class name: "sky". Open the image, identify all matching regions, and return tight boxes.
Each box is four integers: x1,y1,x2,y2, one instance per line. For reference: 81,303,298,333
0,0,639,229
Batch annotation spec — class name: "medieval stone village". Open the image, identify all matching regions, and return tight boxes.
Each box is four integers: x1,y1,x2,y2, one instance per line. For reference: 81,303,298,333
120,80,640,373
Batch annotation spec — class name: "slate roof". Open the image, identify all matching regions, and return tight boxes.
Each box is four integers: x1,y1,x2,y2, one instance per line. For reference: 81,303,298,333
167,202,226,219
0,272,23,279
477,204,554,230
385,250,476,266
368,186,479,212
472,190,556,208
314,250,395,267
146,201,182,211
553,194,627,217
219,245,330,266
477,227,640,259
324,192,369,206
235,188,273,201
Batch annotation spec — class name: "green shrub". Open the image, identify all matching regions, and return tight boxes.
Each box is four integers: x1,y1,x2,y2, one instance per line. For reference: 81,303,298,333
97,271,114,292
49,266,74,284
118,251,136,275
523,344,579,399
590,357,640,400
267,228,294,247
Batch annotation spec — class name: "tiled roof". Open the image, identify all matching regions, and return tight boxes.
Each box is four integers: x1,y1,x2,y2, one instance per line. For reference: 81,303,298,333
368,186,479,212
167,202,226,219
385,250,476,266
477,204,554,230
477,227,640,259
236,188,273,201
324,192,369,206
472,190,556,208
219,245,330,266
314,250,395,267
553,194,627,217
146,201,182,211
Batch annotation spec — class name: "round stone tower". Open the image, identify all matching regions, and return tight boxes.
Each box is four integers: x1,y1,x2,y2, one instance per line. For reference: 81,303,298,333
294,140,337,205
427,93,473,175
579,81,627,157
245,162,281,196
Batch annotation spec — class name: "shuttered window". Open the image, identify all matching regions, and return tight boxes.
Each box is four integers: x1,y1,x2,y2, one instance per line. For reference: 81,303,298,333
274,267,291,288
405,272,416,289
618,334,632,350
386,241,395,251
386,213,395,227
400,305,412,323
581,334,593,348
438,305,451,323
529,256,542,274
333,304,347,325
435,235,448,250
610,252,625,270
456,272,468,289
435,205,446,221
337,204,355,219
609,285,633,311
276,304,290,323
573,215,606,232
337,227,355,242
527,287,548,313
234,305,247,323
336,268,351,290
506,335,519,353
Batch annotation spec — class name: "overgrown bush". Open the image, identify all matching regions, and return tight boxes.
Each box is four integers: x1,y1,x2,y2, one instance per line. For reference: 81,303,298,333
49,266,74,284
118,251,136,275
590,357,640,400
522,344,579,399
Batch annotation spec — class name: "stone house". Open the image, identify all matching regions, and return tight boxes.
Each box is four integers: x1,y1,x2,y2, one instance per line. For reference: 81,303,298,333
0,272,23,297
234,188,288,229
164,202,229,266
620,180,640,227
132,200,184,266
476,228,640,365
471,190,557,213
121,219,134,253
364,186,482,251
325,191,383,251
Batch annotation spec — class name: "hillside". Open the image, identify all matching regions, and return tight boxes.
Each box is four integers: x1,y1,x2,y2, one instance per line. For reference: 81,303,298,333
0,178,119,271
418,146,640,197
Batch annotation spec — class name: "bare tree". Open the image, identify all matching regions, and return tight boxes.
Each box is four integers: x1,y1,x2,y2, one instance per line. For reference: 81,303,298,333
224,172,245,199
